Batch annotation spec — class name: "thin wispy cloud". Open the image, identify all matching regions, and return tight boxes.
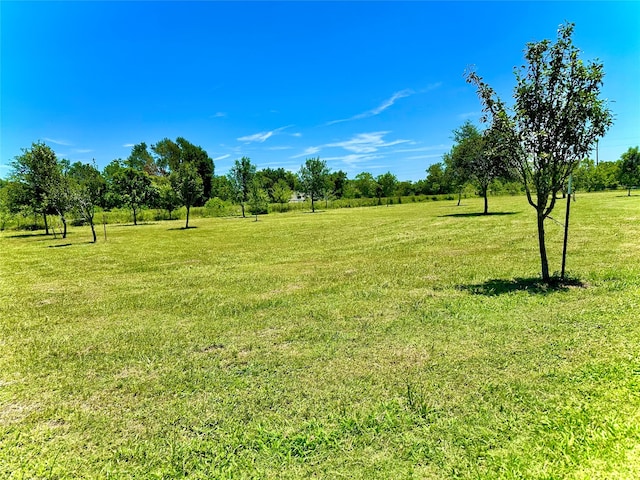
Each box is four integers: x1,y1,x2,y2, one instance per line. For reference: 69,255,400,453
44,137,72,146
211,112,226,118
326,132,411,154
238,125,291,143
73,148,93,154
326,89,414,126
393,145,448,154
212,154,231,161
458,111,481,120
291,146,321,159
267,146,293,151
324,153,382,166
123,143,135,148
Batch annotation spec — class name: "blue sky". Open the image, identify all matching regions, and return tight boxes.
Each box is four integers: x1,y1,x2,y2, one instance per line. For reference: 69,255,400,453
2,1,638,181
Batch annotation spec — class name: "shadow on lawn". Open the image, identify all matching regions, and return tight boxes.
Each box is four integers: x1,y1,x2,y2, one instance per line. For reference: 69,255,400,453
440,211,520,218
460,276,586,296
167,226,198,231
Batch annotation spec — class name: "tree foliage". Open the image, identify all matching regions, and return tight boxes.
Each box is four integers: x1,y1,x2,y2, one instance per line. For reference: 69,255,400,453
228,157,256,218
618,146,640,196
170,162,204,228
467,22,613,281
68,161,106,242
298,157,330,213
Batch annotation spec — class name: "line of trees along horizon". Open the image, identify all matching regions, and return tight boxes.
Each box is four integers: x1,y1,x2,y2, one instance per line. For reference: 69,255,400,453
1,138,637,233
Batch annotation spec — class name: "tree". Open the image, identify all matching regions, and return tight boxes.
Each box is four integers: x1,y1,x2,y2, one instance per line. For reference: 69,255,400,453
170,162,204,228
68,162,105,242
228,157,256,217
424,163,448,195
112,167,155,225
46,159,73,238
618,147,640,196
154,177,181,220
152,137,214,203
271,178,293,204
10,142,60,234
125,142,157,175
467,23,613,282
247,178,269,221
298,157,330,213
328,170,349,199
377,172,398,204
353,172,378,198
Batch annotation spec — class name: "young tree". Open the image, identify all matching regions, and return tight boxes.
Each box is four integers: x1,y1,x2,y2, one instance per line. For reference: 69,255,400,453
271,178,293,204
112,167,155,225
467,23,613,282
377,172,398,205
170,162,204,228
68,162,106,242
228,157,256,217
353,172,378,198
10,142,60,234
247,178,269,221
618,146,640,196
46,160,74,238
298,157,330,213
154,177,181,220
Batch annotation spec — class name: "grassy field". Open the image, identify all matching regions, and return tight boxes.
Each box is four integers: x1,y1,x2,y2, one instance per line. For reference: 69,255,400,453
1,191,639,479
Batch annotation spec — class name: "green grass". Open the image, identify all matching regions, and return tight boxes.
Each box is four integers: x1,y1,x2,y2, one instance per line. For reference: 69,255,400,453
1,191,639,478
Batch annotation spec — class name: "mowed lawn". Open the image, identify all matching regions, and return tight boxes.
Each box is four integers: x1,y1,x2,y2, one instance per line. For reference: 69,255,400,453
1,191,639,479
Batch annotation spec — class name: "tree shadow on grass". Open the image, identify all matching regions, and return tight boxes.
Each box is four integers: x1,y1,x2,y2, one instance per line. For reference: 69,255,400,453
6,232,51,239
167,226,198,231
440,211,520,218
48,243,73,248
460,275,586,296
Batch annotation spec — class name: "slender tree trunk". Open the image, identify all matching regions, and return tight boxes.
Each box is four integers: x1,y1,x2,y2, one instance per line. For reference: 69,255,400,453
61,215,67,239
43,212,49,234
483,187,489,215
90,220,96,243
457,189,462,206
132,206,138,225
241,203,245,218
537,211,550,282
629,188,632,197
311,197,315,213
185,206,190,229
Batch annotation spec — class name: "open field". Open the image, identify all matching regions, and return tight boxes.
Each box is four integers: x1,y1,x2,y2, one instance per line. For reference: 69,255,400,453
1,191,639,478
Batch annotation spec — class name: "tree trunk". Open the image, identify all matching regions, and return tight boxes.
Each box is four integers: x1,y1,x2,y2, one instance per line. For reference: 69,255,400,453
457,190,462,206
241,203,245,218
629,188,632,197
311,197,315,213
185,206,190,229
537,211,550,282
43,213,49,235
483,187,489,215
90,220,96,243
133,206,138,225
61,215,67,239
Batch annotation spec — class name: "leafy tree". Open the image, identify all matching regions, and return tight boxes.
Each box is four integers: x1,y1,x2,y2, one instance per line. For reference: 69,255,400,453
353,172,378,198
271,178,293,204
467,23,613,281
170,162,204,228
152,137,214,202
68,162,105,242
377,172,398,204
112,167,155,225
46,159,74,238
328,170,349,199
298,157,330,213
618,146,640,196
154,177,181,220
125,142,157,174
210,175,233,201
247,178,270,220
10,141,60,234
424,163,449,195
395,180,416,197
228,157,256,217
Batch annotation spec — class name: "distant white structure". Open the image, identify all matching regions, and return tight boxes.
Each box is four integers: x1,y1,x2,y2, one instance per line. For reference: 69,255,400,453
289,192,306,203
